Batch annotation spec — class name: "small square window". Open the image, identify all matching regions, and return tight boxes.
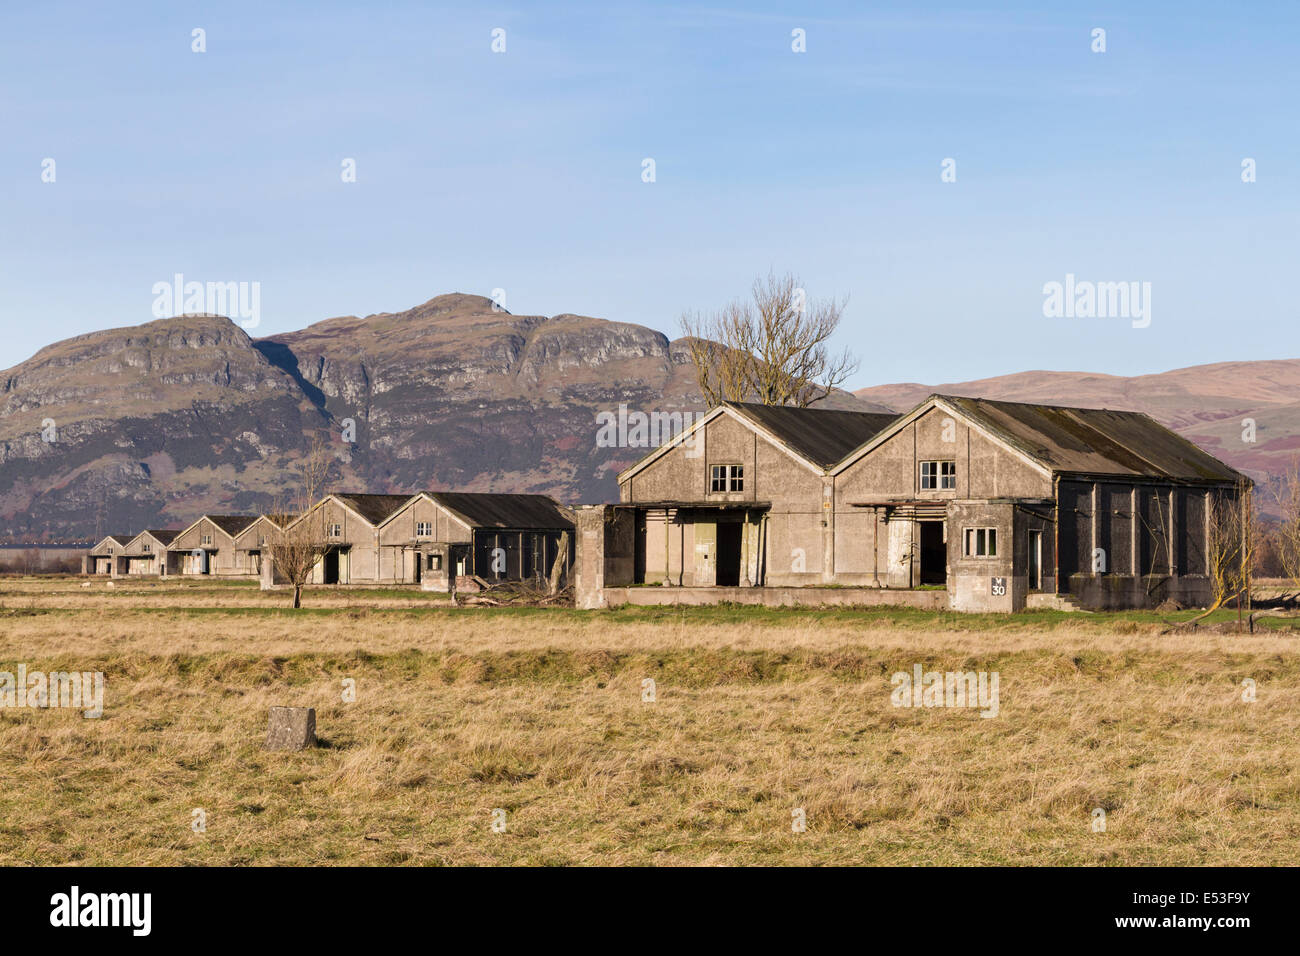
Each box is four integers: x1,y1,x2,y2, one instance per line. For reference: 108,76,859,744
963,527,998,557
416,521,432,537
921,460,956,490
427,552,442,571
328,523,342,538
710,464,744,493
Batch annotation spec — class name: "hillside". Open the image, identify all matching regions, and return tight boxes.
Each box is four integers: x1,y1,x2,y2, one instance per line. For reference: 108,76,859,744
0,294,886,539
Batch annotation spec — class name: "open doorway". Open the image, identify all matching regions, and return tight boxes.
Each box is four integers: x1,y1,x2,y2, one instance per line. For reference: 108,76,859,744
323,547,350,584
919,521,946,585
1027,529,1043,590
715,522,742,587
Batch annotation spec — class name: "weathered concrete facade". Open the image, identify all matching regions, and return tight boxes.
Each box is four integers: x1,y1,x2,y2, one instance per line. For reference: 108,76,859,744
580,396,1247,612
258,491,574,590
85,534,131,575
377,492,574,592
170,515,259,576
120,530,179,576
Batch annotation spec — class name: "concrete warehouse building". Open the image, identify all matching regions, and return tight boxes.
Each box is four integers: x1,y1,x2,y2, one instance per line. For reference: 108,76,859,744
170,515,260,576
257,491,574,588
84,534,131,575
575,395,1249,612
376,491,575,591
120,529,179,576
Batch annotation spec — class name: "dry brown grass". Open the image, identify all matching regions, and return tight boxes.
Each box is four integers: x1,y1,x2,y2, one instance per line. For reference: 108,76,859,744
0,579,1296,865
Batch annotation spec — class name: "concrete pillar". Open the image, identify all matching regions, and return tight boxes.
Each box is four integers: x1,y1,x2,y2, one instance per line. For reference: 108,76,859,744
1090,482,1099,574
821,480,835,584
1130,486,1138,576
575,506,610,609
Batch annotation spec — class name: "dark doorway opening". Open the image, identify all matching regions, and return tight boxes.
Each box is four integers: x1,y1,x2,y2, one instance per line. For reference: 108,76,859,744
1027,529,1042,590
323,548,340,584
716,522,742,587
919,521,946,585
633,515,647,584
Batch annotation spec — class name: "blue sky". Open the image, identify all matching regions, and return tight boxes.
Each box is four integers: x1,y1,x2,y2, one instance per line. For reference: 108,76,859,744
2,0,1296,386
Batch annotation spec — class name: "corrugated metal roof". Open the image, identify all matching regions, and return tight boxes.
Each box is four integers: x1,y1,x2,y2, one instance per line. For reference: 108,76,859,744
725,402,900,469
428,492,574,530
332,494,414,526
204,515,259,537
144,529,180,545
938,395,1244,483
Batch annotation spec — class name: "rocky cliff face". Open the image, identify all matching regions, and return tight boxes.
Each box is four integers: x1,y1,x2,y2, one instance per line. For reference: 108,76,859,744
0,294,888,540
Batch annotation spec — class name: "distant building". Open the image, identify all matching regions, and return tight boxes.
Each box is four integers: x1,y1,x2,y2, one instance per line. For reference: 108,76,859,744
170,515,260,576
120,529,180,576
84,535,132,575
377,492,574,591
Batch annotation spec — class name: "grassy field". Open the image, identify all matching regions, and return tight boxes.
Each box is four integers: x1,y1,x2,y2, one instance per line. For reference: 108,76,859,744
0,575,1296,865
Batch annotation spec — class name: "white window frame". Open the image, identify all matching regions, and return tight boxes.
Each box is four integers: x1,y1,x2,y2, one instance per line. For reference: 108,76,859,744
920,460,956,490
416,521,433,538
328,523,342,538
710,463,744,493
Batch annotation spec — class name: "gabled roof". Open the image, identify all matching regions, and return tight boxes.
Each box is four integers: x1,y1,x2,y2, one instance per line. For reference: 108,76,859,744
940,395,1244,482
428,492,574,530
724,402,900,470
617,401,900,482
90,534,131,552
134,529,179,547
173,513,258,543
206,515,259,537
232,513,295,543
833,394,1244,484
330,493,414,526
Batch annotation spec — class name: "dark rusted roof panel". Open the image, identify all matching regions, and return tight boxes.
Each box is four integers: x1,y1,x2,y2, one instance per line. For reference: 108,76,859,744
725,402,900,469
938,395,1243,483
145,529,180,545
203,514,260,537
332,494,414,525
429,492,574,530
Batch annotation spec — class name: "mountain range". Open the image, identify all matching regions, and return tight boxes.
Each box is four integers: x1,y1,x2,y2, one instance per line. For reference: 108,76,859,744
0,293,1292,539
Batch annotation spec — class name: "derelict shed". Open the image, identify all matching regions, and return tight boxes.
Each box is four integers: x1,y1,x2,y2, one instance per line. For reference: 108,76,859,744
232,514,293,576
945,396,1248,608
122,529,179,576
831,394,1249,610
84,534,131,575
306,493,413,584
581,393,1248,612
615,401,899,588
169,515,259,575
377,491,575,590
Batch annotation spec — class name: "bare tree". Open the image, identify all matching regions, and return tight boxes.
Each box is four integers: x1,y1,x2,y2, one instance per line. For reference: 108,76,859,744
679,271,859,408
1271,457,1300,593
547,531,570,596
265,439,332,609
1205,479,1254,616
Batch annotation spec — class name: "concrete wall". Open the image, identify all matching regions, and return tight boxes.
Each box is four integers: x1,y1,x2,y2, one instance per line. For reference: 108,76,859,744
575,505,635,609
170,518,253,577
601,585,948,610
